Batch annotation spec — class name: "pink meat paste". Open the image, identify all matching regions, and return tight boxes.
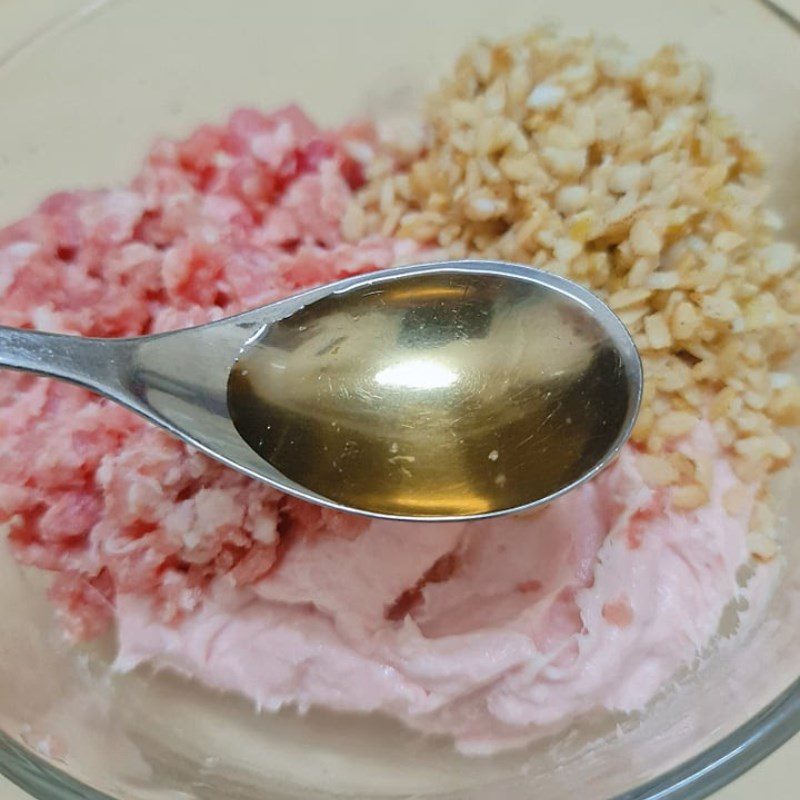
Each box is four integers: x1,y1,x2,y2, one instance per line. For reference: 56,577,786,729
0,105,752,754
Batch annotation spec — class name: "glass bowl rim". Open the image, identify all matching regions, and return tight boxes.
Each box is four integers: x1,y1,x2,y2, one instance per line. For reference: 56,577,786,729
1,678,798,800
0,1,798,799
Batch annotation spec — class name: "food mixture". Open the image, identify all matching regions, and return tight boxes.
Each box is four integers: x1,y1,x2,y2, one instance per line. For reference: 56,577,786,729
2,31,799,754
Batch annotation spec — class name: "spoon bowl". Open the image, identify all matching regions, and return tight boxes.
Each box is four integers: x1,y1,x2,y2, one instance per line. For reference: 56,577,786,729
0,260,642,520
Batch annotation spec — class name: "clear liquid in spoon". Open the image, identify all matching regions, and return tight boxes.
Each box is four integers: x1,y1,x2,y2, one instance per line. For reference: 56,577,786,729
227,272,632,518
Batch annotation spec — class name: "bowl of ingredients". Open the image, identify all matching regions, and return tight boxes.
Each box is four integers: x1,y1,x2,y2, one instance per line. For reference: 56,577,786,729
1,1,799,799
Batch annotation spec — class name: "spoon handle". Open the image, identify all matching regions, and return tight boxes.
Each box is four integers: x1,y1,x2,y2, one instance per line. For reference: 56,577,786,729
0,325,132,399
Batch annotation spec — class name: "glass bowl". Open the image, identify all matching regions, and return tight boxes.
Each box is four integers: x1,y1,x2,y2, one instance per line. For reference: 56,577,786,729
1,1,799,798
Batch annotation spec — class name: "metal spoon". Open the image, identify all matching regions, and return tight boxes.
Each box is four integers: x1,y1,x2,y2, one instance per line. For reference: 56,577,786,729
0,259,642,521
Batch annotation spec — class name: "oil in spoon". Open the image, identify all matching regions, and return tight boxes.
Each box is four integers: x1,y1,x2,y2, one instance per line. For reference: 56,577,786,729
227,271,633,518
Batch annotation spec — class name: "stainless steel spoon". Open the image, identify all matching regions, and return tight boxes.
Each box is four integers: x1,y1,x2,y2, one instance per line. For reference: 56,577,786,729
0,259,642,521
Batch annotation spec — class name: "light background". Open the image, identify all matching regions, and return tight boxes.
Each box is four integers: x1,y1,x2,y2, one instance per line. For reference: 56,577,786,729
0,1,798,798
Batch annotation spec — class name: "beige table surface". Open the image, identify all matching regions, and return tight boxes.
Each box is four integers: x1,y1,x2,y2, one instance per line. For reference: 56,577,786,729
1,0,799,798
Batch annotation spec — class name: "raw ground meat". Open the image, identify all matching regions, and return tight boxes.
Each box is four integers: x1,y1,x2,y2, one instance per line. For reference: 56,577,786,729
0,105,414,641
